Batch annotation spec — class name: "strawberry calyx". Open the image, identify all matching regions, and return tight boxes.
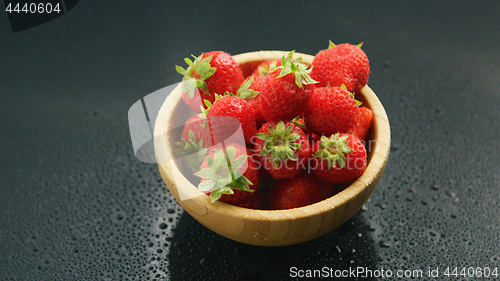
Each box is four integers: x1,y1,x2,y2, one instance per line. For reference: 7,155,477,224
174,130,208,172
257,60,279,77
194,146,254,202
257,121,301,168
176,54,217,98
275,51,318,88
236,76,259,100
313,133,355,170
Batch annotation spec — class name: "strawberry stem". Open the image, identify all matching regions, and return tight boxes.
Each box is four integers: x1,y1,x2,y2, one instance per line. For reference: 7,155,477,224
193,146,253,202
236,76,259,100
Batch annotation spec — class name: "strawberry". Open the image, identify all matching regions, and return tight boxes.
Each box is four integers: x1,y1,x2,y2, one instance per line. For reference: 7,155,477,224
174,115,213,172
310,41,370,93
236,76,266,129
174,130,208,173
259,51,318,122
323,182,337,199
236,190,267,210
237,59,282,128
291,116,321,144
176,51,244,112
254,120,310,180
251,59,281,77
206,95,257,146
180,114,214,148
350,106,373,144
268,172,326,210
303,86,360,136
310,133,367,184
257,165,273,186
194,143,259,205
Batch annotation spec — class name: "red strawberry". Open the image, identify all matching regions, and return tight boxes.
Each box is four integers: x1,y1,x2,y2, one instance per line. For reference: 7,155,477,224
303,86,360,136
260,51,318,122
257,165,273,186
236,76,266,129
236,190,267,210
194,143,259,205
323,182,337,199
254,120,310,180
176,51,244,112
310,42,370,93
268,172,326,210
206,95,257,145
310,133,367,184
181,115,214,148
350,106,373,143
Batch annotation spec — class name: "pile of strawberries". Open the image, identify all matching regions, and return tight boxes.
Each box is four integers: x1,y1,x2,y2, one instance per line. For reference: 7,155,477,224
174,41,373,210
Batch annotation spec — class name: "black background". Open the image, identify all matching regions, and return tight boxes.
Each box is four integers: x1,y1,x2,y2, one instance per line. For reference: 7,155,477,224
1,1,499,280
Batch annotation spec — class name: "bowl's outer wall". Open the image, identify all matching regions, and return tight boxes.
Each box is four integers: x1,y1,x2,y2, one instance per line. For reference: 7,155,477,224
155,51,391,246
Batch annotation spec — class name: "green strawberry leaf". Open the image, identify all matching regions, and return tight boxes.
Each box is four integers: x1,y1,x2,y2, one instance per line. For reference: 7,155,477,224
228,175,254,192
290,142,300,150
209,186,234,203
351,93,362,106
193,146,253,203
236,76,260,100
313,133,356,170
285,149,297,161
225,146,237,163
291,116,307,130
256,133,273,142
258,60,279,77
197,99,214,123
206,155,213,166
198,180,216,192
175,65,187,75
193,166,216,179
275,121,286,134
230,154,249,176
174,130,207,172
340,84,362,106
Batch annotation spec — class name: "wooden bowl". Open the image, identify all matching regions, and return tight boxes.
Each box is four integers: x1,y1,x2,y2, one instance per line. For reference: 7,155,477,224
154,51,391,246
